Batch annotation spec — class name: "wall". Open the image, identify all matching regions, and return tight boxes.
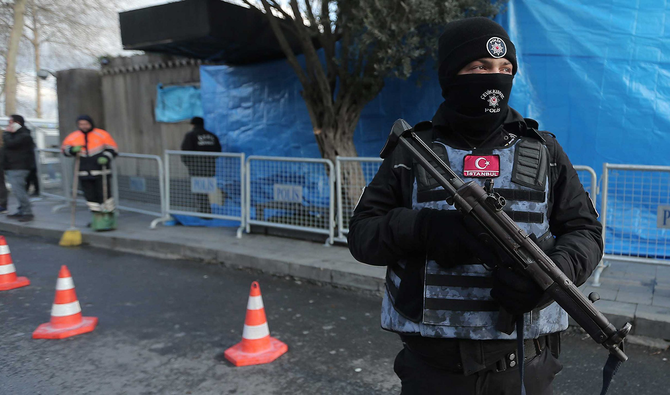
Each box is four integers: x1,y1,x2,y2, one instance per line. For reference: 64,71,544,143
99,54,203,156
56,69,104,139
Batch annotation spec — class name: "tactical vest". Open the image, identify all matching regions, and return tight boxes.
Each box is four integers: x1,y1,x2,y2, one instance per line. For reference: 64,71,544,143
381,133,569,340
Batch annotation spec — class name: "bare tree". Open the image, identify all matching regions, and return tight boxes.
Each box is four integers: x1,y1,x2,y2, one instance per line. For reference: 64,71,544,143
21,0,120,117
4,0,27,115
242,0,502,204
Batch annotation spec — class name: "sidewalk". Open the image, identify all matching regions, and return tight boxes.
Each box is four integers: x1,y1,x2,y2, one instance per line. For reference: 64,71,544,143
1,197,669,341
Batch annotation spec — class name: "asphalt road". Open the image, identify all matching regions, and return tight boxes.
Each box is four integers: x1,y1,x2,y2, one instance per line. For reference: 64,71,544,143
0,234,668,395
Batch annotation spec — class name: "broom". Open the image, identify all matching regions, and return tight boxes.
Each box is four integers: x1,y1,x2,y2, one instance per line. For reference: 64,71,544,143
59,153,82,247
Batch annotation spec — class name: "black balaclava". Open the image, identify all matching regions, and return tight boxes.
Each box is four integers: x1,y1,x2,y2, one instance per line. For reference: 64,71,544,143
436,17,517,142
76,115,95,133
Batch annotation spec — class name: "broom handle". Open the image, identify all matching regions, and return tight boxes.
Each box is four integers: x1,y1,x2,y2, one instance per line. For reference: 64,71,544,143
70,154,80,229
102,163,108,206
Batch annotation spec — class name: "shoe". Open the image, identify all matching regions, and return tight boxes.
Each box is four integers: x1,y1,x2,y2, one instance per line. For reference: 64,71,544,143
30,193,40,197
0,207,7,214
17,215,34,222
7,212,22,218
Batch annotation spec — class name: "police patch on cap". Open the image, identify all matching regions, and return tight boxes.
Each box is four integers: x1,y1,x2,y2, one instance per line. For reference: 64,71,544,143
486,37,507,58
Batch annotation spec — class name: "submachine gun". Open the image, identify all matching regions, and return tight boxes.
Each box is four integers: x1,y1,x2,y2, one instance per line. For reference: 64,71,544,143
380,119,630,394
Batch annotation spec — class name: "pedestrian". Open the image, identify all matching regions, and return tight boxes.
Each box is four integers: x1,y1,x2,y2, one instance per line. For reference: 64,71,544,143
3,115,36,222
0,126,8,214
347,18,603,395
61,115,118,229
180,116,222,215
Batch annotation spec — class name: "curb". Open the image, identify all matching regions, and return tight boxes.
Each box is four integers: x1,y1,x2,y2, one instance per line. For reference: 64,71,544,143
0,221,386,295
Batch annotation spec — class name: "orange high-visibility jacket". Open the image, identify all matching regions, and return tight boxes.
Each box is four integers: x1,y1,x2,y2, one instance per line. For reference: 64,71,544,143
61,128,118,177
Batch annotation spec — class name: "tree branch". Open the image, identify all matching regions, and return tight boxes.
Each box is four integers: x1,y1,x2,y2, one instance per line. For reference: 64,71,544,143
257,0,310,88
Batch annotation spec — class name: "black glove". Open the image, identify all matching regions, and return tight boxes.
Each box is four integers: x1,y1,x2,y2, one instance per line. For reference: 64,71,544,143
414,208,507,268
490,266,547,316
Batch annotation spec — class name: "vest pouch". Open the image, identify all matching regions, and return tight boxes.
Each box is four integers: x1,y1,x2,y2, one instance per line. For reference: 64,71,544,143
512,139,548,191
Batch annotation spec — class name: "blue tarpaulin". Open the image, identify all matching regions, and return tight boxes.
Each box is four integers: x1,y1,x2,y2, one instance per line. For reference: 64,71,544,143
198,0,670,257
155,83,204,123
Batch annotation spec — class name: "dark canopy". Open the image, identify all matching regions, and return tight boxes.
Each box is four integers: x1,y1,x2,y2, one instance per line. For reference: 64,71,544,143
120,0,306,65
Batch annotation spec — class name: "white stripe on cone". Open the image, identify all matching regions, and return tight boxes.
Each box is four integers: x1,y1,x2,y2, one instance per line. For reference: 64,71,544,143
51,301,82,317
242,323,270,340
247,295,264,310
0,245,9,254
56,277,75,290
0,264,16,275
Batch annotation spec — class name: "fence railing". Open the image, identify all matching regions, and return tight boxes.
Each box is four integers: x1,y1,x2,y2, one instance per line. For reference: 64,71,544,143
35,148,67,202
335,157,383,243
574,165,597,205
164,150,245,238
114,153,168,228
36,148,90,212
245,156,334,244
600,163,670,268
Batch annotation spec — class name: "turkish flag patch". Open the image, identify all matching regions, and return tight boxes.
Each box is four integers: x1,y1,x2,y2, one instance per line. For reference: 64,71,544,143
463,155,500,177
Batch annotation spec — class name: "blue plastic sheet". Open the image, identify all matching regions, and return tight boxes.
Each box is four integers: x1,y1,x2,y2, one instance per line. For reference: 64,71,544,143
200,1,670,254
155,83,204,123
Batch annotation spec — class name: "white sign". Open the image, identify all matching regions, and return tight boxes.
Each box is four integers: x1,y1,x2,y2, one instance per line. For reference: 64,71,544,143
274,184,303,203
191,177,217,194
129,177,146,193
657,205,670,228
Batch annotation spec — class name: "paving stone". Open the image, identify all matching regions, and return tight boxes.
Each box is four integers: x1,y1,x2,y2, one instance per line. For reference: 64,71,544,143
652,296,670,309
634,304,670,340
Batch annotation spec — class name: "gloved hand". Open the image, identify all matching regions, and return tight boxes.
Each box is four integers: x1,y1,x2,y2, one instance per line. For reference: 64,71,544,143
414,208,512,268
490,266,547,316
71,145,82,154
97,156,109,166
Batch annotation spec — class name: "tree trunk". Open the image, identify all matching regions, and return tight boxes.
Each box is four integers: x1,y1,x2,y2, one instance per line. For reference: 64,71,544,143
5,0,28,115
33,8,41,118
314,106,369,229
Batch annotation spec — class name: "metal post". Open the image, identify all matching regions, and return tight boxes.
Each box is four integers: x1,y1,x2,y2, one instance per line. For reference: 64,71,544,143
592,163,610,287
336,157,344,242
236,153,245,239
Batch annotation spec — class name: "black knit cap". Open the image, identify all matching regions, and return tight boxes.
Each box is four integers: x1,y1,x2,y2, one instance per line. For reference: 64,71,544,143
76,114,95,130
191,116,204,126
438,17,517,83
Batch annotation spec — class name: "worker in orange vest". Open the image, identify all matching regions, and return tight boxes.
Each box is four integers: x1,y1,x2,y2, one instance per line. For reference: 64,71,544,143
61,115,118,230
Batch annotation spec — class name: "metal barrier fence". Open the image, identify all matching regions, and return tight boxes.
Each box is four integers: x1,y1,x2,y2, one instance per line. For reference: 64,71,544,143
245,156,334,244
335,157,383,242
600,163,670,268
35,148,91,212
574,166,597,205
35,148,67,202
114,153,168,228
165,150,245,237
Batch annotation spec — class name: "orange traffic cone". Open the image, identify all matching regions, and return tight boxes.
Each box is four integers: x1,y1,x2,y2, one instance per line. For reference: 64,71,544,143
224,281,288,366
0,236,30,291
32,265,98,339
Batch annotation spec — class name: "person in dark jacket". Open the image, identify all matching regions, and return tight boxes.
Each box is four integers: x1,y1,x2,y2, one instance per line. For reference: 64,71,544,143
3,114,36,221
180,117,222,214
348,18,603,395
0,128,8,214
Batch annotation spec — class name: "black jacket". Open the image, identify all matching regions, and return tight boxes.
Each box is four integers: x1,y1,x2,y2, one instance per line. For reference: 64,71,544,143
180,126,222,153
3,127,35,170
348,107,603,318
180,126,222,177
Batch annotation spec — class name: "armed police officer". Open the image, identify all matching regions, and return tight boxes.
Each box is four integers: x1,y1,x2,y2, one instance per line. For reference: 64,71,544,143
348,17,603,395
